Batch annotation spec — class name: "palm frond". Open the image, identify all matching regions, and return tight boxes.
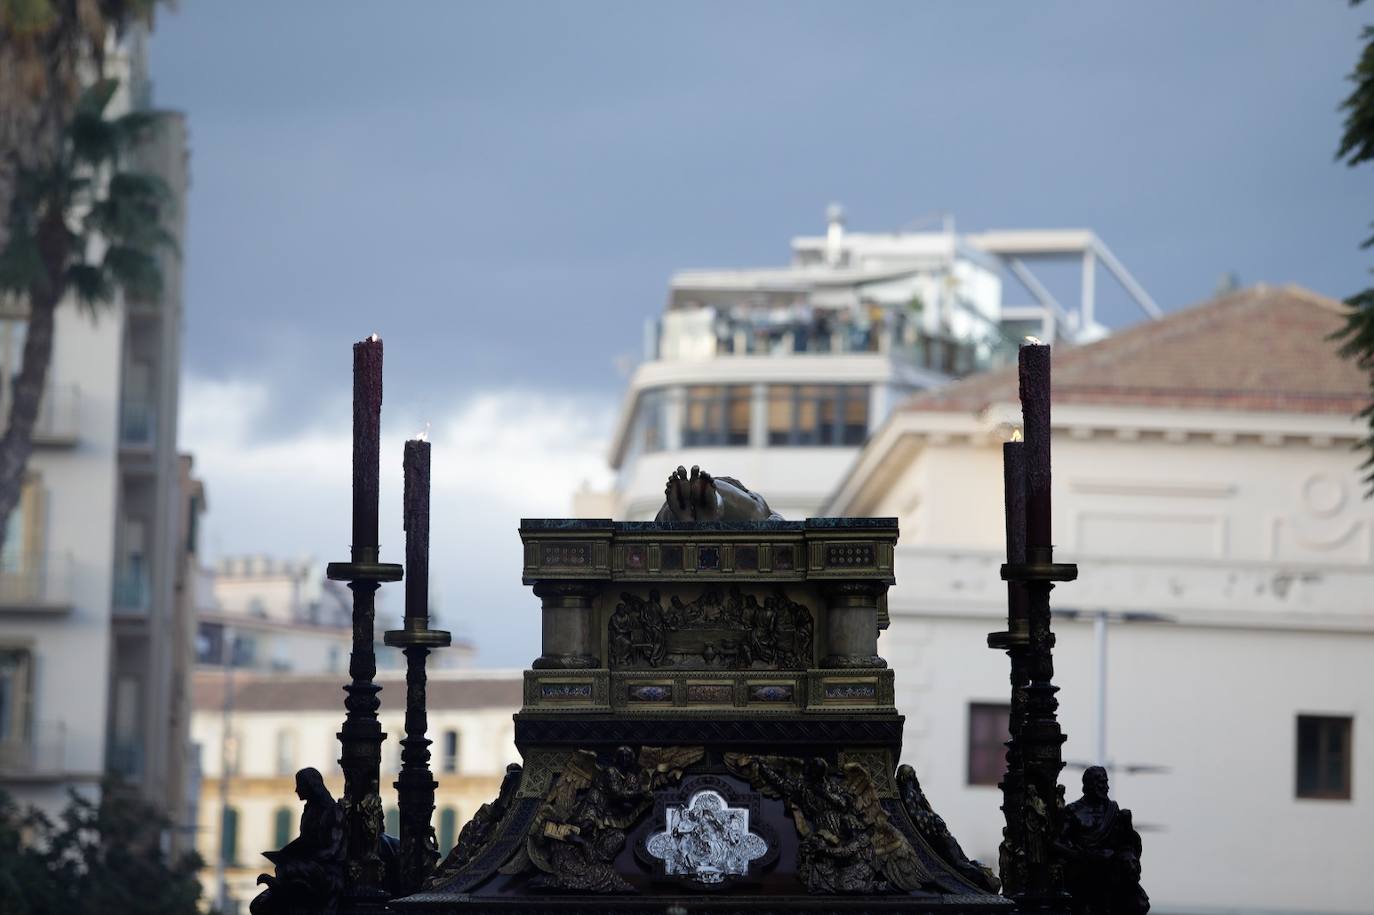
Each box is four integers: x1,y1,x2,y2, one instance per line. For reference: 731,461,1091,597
101,245,162,300
65,263,112,312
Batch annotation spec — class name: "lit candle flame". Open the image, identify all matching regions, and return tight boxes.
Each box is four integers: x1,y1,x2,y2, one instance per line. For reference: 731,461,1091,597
1024,335,1043,345
1010,428,1023,442
413,421,430,443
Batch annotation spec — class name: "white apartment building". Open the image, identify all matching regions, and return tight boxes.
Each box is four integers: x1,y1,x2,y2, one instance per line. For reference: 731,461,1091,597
0,32,199,845
824,285,1372,914
190,669,522,912
576,207,1159,521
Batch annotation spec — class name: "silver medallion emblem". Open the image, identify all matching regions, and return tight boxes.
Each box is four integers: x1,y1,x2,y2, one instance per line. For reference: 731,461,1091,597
645,789,768,884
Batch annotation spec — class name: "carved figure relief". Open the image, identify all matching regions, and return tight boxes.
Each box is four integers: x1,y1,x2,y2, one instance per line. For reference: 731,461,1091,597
499,745,704,893
644,789,769,885
609,586,813,670
895,764,1000,893
427,763,523,888
725,753,931,895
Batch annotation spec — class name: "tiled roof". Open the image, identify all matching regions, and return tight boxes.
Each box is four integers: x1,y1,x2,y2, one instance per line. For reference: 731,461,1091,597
192,671,522,713
903,285,1366,416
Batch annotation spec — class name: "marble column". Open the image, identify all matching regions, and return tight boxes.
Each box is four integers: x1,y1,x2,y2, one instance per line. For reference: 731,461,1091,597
820,581,886,668
532,581,600,669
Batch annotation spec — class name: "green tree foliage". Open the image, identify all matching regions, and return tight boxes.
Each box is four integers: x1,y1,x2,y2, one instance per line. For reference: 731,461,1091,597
0,75,174,555
1334,1,1374,493
0,785,205,915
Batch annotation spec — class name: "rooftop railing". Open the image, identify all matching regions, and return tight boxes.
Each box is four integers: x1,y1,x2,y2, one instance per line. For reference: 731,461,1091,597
649,309,1013,376
112,564,150,615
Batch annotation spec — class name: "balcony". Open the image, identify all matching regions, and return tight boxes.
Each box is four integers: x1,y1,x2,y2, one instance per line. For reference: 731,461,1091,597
649,306,1012,377
119,398,157,449
0,720,68,779
0,381,81,447
0,553,74,614
112,564,150,616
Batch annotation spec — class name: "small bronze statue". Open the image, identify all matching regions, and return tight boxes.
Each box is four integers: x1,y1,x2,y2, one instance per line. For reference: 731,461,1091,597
1059,767,1149,915
656,466,783,522
895,764,1000,893
251,768,347,915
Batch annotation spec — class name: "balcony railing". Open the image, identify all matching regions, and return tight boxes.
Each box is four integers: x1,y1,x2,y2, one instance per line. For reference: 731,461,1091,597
649,309,1013,376
112,565,150,615
0,381,81,445
0,720,67,777
0,553,74,611
119,398,157,448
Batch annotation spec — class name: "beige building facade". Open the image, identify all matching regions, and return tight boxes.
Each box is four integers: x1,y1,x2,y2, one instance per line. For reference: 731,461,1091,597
190,670,521,912
824,285,1373,914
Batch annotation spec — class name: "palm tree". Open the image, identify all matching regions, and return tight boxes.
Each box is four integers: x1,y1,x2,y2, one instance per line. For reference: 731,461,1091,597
0,77,174,556
1334,5,1374,494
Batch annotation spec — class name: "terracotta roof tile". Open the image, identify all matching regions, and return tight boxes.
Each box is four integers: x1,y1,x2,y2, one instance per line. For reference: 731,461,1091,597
903,285,1366,416
192,670,522,713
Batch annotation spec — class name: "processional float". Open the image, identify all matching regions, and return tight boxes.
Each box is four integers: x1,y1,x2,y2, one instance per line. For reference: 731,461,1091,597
250,337,1149,915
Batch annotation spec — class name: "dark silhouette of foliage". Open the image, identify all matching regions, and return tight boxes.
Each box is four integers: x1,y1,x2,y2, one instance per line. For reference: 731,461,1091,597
0,784,206,915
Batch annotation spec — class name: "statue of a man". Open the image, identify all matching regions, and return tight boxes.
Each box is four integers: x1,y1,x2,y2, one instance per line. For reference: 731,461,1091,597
251,768,346,915
1060,766,1149,915
656,466,782,522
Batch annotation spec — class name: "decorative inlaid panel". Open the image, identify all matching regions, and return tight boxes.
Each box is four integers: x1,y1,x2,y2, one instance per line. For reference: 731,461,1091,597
735,546,758,570
748,683,794,703
626,683,673,703
540,682,593,701
826,542,875,567
684,683,733,704
541,542,591,567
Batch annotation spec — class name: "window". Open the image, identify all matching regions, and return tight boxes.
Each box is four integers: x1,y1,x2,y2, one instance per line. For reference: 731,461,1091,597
442,730,460,774
275,728,296,775
681,385,751,447
967,702,1010,786
767,384,868,446
632,388,666,454
220,806,240,866
438,807,458,854
0,647,32,742
1296,715,1353,800
273,807,292,848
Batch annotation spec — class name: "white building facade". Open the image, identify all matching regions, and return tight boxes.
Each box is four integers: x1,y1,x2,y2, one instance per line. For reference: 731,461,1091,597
0,33,198,843
824,285,1372,915
578,207,1158,521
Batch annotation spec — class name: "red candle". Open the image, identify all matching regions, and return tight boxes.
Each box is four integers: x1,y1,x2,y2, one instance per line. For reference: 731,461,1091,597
352,335,383,551
403,436,430,621
1018,341,1052,550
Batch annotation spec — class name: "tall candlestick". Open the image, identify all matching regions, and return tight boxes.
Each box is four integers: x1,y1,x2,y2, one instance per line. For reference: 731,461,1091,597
353,336,383,555
1018,341,1052,551
403,437,431,622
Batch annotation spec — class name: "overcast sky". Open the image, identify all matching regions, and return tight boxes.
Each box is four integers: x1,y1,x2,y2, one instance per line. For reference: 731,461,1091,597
153,2,1374,666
